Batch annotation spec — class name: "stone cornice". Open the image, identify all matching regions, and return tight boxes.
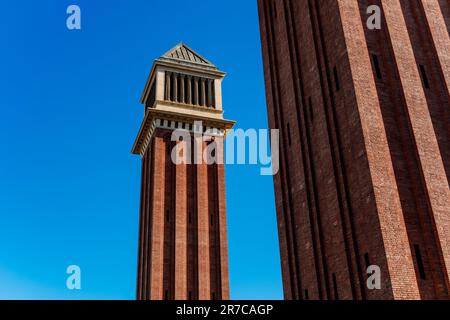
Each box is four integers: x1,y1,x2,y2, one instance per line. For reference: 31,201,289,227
131,108,235,156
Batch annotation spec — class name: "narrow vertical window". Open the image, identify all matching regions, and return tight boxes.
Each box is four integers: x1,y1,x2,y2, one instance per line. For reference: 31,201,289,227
333,66,340,91
372,54,382,79
189,291,192,300
419,64,430,89
414,244,427,280
304,289,309,300
364,253,370,268
332,273,339,300
287,123,292,146
212,292,216,300
165,290,169,300
210,214,214,226
166,210,170,223
189,211,192,225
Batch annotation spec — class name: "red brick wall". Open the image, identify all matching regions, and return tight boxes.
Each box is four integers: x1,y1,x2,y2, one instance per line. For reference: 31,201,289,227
136,128,229,300
258,0,450,300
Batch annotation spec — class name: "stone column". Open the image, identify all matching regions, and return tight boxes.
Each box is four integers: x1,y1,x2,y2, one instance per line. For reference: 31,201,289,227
156,69,166,101
187,76,192,105
173,73,178,103
214,79,223,111
180,75,185,104
194,77,199,106
201,78,206,106
165,72,171,101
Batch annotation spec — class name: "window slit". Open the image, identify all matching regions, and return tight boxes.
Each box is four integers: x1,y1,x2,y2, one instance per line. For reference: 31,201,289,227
372,54,382,79
419,64,430,89
333,66,340,91
414,244,427,280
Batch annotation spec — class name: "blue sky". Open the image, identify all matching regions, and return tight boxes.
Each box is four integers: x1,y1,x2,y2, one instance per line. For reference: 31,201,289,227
0,0,282,299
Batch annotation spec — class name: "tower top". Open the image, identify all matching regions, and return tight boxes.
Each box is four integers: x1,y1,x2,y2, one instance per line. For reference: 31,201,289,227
140,43,225,105
132,43,235,156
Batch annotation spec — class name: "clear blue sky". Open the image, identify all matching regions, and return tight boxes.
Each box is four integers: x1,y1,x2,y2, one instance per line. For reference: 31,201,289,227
0,0,282,299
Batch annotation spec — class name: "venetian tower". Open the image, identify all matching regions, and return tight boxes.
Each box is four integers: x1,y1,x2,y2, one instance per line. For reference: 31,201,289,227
132,43,235,300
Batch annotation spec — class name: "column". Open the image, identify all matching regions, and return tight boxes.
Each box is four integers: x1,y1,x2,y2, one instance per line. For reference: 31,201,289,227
174,139,188,299
201,78,206,106
214,79,223,111
197,141,210,299
187,76,192,105
180,74,185,104
165,72,171,101
194,77,199,106
173,73,178,103
143,147,155,299
137,151,149,299
149,135,166,299
156,69,166,101
215,137,230,299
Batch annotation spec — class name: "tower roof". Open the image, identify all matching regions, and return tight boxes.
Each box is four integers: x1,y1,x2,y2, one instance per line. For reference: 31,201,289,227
159,43,217,69
141,43,225,104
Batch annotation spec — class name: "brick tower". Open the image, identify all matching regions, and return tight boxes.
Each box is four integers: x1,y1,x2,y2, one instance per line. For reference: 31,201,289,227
258,0,450,300
132,43,235,300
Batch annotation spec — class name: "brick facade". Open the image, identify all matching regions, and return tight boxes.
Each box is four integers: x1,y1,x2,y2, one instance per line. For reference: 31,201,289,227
258,0,450,300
